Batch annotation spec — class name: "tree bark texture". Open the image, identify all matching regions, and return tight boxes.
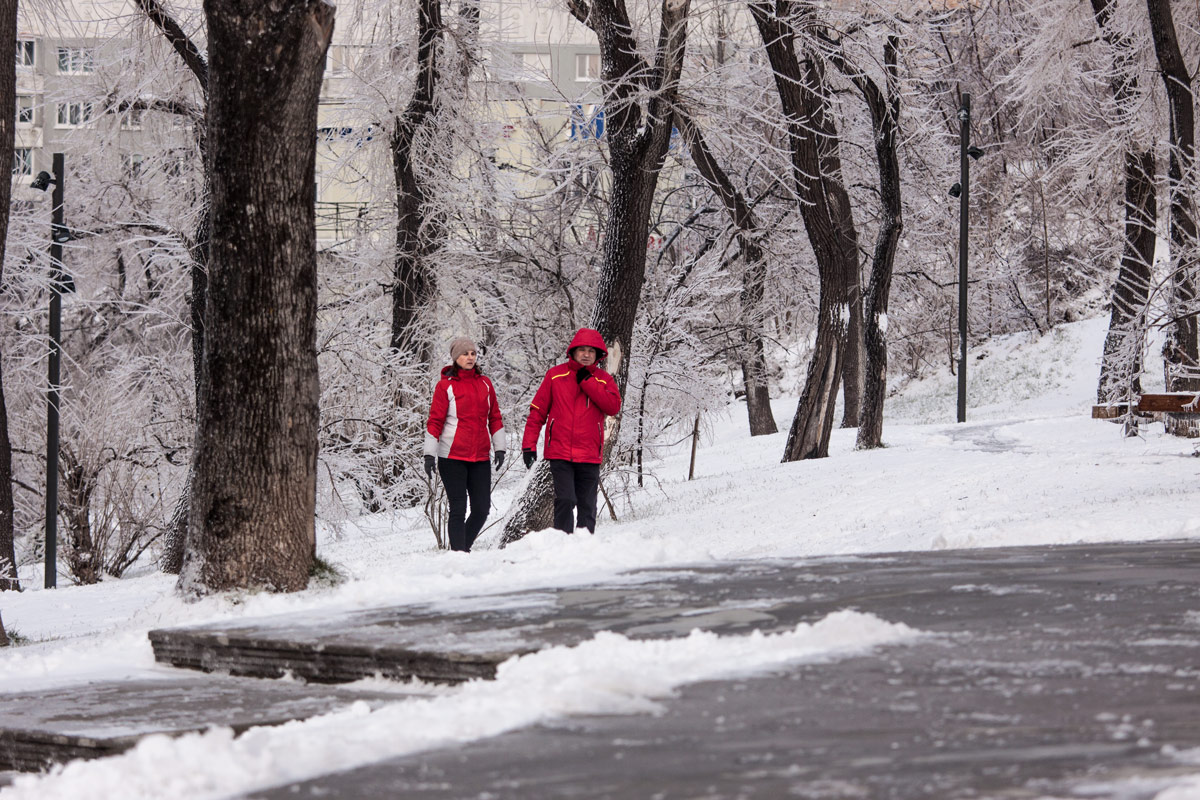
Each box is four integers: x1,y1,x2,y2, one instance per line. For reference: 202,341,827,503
391,0,443,367
0,610,7,646
1146,0,1200,403
0,0,20,591
848,36,902,451
180,0,332,594
750,1,860,462
502,0,692,546
677,111,778,436
1092,0,1157,406
133,0,212,575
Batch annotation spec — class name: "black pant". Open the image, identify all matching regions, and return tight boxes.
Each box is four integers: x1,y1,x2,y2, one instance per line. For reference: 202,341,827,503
438,458,491,552
548,459,600,533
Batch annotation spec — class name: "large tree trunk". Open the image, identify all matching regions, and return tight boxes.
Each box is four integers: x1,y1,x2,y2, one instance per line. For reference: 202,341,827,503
849,36,903,451
390,0,442,367
1092,0,1157,407
179,0,332,594
0,0,20,591
750,1,859,462
502,0,691,545
1146,0,1200,412
0,610,8,646
132,0,212,575
677,111,778,436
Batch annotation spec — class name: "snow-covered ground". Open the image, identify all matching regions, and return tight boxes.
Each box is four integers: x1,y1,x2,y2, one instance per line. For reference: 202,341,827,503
2,315,1200,799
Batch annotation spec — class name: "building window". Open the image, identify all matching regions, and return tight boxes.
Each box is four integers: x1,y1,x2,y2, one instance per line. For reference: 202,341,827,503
521,52,550,81
16,39,34,68
57,46,94,74
121,106,144,129
12,148,32,176
122,153,144,179
326,44,357,75
575,52,600,82
56,101,92,127
16,95,34,125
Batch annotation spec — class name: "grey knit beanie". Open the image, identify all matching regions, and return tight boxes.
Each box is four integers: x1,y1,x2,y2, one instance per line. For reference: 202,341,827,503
449,336,477,363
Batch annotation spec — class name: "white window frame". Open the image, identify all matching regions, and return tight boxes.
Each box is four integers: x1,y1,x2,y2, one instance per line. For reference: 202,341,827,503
120,106,144,129
521,52,551,81
575,52,600,82
13,148,32,176
55,101,92,128
122,152,144,179
16,39,35,69
57,46,94,74
16,94,34,125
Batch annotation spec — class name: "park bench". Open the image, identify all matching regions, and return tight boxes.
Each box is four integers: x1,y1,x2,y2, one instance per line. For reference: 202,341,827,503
1092,392,1200,419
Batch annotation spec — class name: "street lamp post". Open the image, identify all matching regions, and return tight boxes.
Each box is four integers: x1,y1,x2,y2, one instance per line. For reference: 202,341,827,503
949,95,982,423
956,95,970,424
31,153,66,588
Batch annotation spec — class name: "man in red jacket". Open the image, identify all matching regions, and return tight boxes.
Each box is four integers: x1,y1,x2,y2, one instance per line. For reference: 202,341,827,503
522,328,622,534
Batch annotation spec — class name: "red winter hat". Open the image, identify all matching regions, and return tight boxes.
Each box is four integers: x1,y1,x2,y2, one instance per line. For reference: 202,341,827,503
567,328,607,358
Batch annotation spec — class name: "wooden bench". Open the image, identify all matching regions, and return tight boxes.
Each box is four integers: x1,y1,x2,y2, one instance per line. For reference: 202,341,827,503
1092,392,1200,419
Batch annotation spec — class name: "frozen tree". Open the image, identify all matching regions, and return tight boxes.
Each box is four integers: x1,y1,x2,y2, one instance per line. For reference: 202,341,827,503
749,1,860,462
501,0,693,543
179,0,333,594
0,0,19,591
1091,0,1157,407
1145,0,1200,405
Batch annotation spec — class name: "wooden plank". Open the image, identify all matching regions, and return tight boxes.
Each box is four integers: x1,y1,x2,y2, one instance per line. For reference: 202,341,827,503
1092,403,1129,419
1135,393,1200,413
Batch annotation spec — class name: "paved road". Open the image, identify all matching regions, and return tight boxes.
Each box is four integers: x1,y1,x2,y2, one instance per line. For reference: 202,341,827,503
246,541,1200,800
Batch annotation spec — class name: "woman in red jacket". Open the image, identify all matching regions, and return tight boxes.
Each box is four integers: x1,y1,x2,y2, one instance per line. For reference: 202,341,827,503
425,337,505,552
521,328,622,533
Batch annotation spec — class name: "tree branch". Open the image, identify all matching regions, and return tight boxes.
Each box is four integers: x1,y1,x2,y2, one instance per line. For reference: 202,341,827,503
132,0,209,94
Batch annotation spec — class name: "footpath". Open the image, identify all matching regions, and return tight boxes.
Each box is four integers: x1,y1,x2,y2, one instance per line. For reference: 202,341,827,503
2,540,1200,799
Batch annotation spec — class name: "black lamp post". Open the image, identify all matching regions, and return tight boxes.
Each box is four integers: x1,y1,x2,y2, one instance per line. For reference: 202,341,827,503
31,153,70,589
949,95,983,423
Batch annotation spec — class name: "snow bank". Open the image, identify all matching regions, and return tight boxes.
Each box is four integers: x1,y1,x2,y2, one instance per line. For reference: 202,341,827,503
1,611,922,800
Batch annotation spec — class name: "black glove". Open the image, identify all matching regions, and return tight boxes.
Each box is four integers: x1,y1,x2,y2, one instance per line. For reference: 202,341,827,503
576,366,593,384
523,450,536,469
424,454,436,478
494,451,506,469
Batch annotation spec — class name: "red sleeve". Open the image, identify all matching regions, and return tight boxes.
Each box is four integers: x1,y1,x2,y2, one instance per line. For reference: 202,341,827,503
521,371,553,451
486,377,503,435
582,370,622,416
427,379,449,438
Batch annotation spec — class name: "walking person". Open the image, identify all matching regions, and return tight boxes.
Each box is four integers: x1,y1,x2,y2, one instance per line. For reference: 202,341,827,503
425,337,505,552
521,328,622,534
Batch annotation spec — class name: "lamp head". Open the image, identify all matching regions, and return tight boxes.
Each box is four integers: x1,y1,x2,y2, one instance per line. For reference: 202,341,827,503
30,171,54,192
948,182,962,198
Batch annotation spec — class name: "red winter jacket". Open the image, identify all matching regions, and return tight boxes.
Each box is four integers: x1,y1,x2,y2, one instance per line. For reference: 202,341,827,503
425,366,505,461
521,328,622,464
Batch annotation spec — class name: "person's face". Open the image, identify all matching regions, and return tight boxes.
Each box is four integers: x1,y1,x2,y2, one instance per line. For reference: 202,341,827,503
456,349,477,369
574,346,597,367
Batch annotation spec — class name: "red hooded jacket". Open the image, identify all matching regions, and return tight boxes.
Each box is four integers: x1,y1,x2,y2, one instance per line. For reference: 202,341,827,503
425,365,505,461
521,328,622,464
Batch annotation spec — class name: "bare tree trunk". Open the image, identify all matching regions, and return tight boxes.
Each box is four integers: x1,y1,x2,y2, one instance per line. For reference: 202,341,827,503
0,610,8,646
0,0,20,591
391,0,443,367
1146,0,1200,411
1092,0,1157,407
750,1,859,462
845,36,902,451
502,0,692,545
840,285,864,428
179,0,332,594
677,111,778,436
132,0,211,575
